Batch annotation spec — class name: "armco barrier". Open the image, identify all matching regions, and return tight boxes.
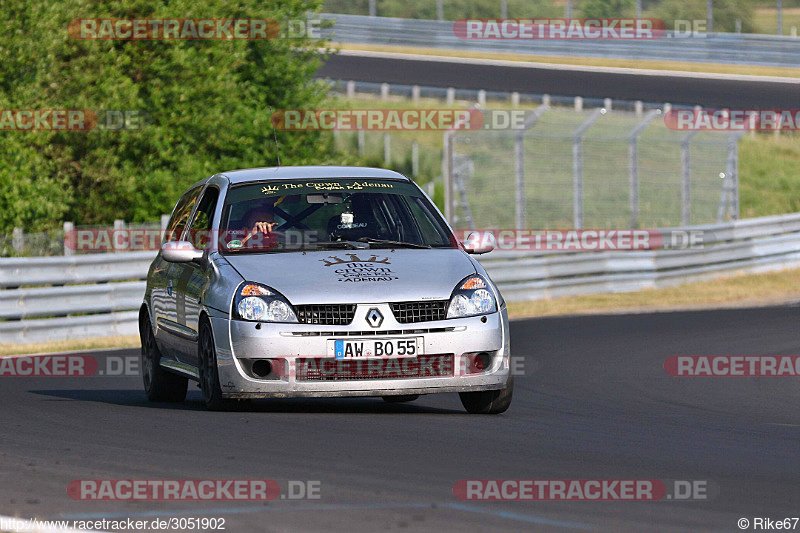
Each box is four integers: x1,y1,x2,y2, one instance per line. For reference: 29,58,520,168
2,213,800,344
0,252,155,344
320,14,800,68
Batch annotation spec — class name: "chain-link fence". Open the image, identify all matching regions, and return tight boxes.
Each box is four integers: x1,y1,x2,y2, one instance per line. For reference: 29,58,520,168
444,105,743,230
0,220,165,257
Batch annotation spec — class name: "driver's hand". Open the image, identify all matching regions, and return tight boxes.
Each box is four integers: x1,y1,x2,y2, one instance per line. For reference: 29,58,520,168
254,221,278,234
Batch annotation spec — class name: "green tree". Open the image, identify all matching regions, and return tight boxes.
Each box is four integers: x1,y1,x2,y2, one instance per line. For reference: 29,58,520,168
0,0,337,230
580,0,636,18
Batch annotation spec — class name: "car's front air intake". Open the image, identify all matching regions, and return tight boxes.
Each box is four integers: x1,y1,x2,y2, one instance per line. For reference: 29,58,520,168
390,301,449,323
295,304,357,325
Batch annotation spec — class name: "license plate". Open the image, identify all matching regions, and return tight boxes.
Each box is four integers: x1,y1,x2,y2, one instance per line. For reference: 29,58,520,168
329,338,424,359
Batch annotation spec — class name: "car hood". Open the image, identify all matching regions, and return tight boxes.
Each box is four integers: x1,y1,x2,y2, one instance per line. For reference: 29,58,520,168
222,248,476,304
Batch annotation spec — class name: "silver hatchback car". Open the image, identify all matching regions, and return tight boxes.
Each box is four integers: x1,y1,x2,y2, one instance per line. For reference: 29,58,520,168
139,166,512,413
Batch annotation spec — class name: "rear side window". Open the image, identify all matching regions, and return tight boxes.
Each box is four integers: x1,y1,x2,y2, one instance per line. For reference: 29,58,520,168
164,186,203,242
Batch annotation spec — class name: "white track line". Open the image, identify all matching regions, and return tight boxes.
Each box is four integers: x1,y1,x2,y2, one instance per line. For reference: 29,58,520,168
335,48,800,84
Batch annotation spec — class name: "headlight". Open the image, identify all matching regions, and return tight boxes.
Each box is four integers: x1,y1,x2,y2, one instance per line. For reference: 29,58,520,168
446,275,497,319
234,283,298,323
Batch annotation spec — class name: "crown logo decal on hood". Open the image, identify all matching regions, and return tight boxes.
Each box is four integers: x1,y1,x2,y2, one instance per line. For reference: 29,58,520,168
320,254,391,267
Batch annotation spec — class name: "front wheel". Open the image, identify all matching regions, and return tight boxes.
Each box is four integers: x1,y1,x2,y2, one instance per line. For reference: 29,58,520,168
459,376,513,414
198,320,234,411
140,312,188,403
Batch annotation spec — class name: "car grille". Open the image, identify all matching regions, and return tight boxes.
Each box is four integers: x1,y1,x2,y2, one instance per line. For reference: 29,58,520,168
287,327,456,337
390,301,449,323
296,304,357,325
296,355,454,381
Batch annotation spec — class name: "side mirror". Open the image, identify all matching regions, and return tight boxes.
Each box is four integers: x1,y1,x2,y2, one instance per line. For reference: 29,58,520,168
161,240,205,264
462,232,495,255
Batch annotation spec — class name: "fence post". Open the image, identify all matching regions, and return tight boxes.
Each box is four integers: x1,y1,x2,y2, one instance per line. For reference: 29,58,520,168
380,82,390,100
358,129,365,156
574,96,583,112
412,140,419,178
718,131,745,221
732,131,745,219
603,98,612,112
346,80,355,98
442,130,454,222
627,109,661,228
12,227,23,254
572,108,605,229
384,133,391,166
477,90,486,106
446,87,455,106
681,130,699,226
412,85,420,104
114,219,126,252
510,92,519,107
63,221,74,256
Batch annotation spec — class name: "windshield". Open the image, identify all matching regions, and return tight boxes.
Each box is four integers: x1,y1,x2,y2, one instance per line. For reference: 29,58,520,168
219,178,456,253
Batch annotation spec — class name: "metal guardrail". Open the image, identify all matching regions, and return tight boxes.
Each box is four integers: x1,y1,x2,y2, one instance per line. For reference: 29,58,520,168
481,213,800,301
321,14,800,68
2,213,800,344
0,252,155,344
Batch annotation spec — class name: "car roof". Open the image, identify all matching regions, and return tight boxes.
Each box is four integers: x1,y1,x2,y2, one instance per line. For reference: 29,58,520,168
216,166,411,185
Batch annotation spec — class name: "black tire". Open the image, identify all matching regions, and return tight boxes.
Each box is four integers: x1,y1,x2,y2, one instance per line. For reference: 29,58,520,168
382,395,419,403
198,320,234,411
459,375,513,415
139,311,188,403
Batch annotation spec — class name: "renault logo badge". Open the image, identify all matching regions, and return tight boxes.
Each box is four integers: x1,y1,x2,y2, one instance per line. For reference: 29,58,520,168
366,308,384,328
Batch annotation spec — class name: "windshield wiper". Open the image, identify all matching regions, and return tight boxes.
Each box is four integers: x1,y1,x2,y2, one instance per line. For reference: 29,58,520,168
314,241,369,250
356,238,431,249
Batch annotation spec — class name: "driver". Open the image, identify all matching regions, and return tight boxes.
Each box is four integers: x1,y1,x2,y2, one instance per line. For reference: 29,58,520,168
241,203,279,248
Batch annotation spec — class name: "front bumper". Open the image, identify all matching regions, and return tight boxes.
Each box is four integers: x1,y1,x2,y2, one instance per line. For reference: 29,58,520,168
211,303,511,399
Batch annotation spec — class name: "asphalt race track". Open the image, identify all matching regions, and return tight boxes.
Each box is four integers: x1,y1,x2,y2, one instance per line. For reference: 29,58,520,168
2,305,799,532
316,53,800,109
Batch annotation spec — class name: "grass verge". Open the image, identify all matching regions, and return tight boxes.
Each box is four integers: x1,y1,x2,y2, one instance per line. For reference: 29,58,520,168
338,43,800,80
506,267,800,319
0,335,140,357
